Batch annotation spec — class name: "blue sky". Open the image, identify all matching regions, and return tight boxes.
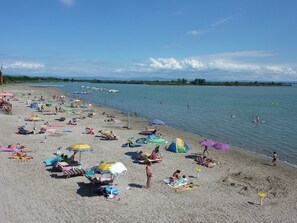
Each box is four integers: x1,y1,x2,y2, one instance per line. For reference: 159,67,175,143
1,0,297,81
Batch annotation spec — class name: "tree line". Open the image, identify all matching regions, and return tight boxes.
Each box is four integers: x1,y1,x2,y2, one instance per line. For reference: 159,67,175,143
1,75,291,87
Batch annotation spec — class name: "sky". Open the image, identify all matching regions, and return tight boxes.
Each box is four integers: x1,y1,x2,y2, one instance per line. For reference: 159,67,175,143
1,0,297,81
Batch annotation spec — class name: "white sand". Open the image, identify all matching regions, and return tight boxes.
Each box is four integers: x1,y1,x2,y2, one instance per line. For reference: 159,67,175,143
0,85,297,223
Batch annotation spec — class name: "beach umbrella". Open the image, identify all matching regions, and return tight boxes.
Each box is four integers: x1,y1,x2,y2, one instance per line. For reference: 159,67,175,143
26,116,43,128
95,161,127,178
109,162,127,178
212,143,231,150
199,139,215,147
66,143,93,162
0,92,14,97
149,119,165,125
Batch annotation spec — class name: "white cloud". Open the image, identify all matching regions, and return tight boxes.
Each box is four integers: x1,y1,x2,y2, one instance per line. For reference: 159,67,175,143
187,29,214,36
142,56,297,77
60,0,75,7
148,58,183,70
212,17,232,27
5,61,45,70
187,16,232,37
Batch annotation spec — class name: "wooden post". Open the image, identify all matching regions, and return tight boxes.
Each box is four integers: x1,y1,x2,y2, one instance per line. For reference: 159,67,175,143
127,113,130,129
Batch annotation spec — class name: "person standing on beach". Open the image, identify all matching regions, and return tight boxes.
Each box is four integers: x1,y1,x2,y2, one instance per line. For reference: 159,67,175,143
272,151,278,166
202,146,209,155
146,162,153,189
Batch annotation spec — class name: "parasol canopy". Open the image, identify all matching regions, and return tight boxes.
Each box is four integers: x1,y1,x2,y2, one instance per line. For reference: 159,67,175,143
199,139,215,147
66,143,93,162
212,143,231,150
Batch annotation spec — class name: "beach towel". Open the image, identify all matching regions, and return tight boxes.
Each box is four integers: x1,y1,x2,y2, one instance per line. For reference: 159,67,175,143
163,178,188,188
49,123,64,127
174,185,197,192
163,178,196,191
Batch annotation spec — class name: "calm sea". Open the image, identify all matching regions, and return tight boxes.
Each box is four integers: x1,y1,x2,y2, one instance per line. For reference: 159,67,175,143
27,82,297,166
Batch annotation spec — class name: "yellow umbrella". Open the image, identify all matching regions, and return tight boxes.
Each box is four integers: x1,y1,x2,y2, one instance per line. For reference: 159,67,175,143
66,143,93,162
26,116,43,128
195,168,202,178
257,192,266,205
96,161,116,173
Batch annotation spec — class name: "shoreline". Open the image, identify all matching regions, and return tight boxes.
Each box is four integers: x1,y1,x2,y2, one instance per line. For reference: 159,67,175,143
1,84,297,223
45,84,297,169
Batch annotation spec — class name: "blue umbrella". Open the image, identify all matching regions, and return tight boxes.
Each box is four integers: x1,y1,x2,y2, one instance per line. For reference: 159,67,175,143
149,119,165,125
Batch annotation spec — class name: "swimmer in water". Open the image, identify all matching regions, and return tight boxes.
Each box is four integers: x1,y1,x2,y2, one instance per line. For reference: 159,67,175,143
256,116,260,124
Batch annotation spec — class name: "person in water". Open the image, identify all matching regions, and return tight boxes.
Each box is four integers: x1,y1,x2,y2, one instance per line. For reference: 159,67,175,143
256,116,260,124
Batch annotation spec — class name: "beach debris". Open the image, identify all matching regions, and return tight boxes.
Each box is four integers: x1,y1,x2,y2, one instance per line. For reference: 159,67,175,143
258,192,266,205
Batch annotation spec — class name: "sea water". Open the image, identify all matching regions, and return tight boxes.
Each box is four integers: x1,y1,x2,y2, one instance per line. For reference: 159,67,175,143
26,82,297,165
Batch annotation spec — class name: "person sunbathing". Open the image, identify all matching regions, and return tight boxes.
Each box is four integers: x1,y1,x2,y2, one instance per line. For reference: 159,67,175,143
137,151,148,160
175,175,188,186
195,156,217,168
15,150,26,157
39,127,47,134
172,170,181,180
176,182,195,190
68,120,78,125
145,127,155,133
92,176,113,183
8,143,25,149
99,130,117,139
149,147,161,160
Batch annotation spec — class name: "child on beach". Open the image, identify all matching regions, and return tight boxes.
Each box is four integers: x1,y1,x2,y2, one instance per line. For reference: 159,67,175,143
272,151,277,166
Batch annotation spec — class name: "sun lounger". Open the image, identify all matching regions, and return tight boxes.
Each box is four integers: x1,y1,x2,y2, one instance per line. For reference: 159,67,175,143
62,166,85,178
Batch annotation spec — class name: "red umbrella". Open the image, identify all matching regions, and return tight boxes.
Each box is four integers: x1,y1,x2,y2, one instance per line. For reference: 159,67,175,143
0,92,14,97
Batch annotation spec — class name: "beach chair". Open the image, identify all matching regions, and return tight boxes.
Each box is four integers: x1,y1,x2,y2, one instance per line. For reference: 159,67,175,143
58,164,85,178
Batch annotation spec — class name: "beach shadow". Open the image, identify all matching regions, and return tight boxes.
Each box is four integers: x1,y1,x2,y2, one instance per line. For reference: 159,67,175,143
76,182,99,197
248,201,256,205
185,154,199,160
128,183,143,189
262,163,273,166
124,152,139,160
188,175,196,178
49,173,67,179
138,131,151,136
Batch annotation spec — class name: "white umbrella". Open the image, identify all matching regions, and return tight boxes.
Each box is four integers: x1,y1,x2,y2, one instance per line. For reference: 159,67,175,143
109,162,127,178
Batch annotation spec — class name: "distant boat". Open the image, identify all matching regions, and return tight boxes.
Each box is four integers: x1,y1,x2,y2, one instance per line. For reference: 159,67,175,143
108,89,119,93
73,91,91,94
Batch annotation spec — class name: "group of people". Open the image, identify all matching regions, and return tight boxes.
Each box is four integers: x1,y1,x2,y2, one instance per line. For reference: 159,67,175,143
194,156,217,168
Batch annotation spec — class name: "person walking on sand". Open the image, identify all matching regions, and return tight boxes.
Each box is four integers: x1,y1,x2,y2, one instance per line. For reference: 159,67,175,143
202,145,209,155
146,162,153,189
272,151,278,166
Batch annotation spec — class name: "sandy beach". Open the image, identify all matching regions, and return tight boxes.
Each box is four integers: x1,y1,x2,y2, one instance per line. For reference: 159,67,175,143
1,84,297,223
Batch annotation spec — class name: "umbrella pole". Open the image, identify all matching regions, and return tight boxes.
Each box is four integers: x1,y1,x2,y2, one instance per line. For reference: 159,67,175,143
79,152,81,163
